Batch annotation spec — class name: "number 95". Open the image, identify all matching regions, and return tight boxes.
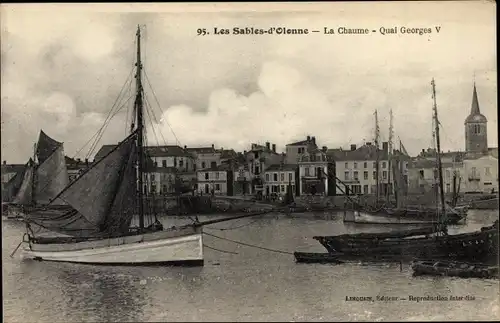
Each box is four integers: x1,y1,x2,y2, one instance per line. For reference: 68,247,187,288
197,28,207,36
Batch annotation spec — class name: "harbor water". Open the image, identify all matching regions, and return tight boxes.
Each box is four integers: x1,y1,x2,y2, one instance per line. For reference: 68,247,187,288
2,210,499,322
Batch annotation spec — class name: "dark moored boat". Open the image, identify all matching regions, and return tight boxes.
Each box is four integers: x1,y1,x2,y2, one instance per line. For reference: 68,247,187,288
314,220,498,262
411,259,499,279
294,252,344,264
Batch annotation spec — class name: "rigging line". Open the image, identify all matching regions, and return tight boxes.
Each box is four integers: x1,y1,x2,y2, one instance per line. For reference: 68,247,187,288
144,100,161,147
86,67,136,157
203,231,294,255
205,218,261,231
143,92,169,147
86,94,135,159
203,243,239,255
143,70,181,146
85,67,136,157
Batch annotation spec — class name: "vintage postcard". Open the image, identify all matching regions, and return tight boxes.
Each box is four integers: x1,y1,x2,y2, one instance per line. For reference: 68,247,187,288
1,1,498,322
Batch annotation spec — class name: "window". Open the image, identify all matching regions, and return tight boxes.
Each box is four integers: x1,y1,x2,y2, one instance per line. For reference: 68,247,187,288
345,171,349,180
446,183,451,193
281,185,285,192
174,157,177,167
151,184,156,194
363,162,367,168
345,162,349,168
382,162,387,168
193,163,197,171
363,185,369,194
266,173,270,181
154,161,158,167
273,173,278,181
255,166,260,175
254,152,259,159
373,171,376,180
472,124,481,134
353,171,359,180
162,160,167,168
353,162,357,169
205,173,209,180
162,184,167,194
364,171,368,180
151,174,155,181
215,172,219,179
433,169,438,179
485,167,491,176
280,173,285,181
419,170,424,179
305,167,310,177
201,161,206,169
373,162,376,168
211,161,217,168
446,170,450,179
179,159,184,167
298,147,305,154
288,173,293,181
382,171,387,179
215,183,220,191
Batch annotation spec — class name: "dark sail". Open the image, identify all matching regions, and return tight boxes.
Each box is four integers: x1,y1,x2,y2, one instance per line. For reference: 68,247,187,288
3,161,30,203
24,134,137,237
35,145,69,205
36,130,63,165
12,161,34,205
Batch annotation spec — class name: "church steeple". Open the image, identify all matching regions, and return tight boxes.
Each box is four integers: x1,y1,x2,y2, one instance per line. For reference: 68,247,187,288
470,82,481,115
464,82,488,153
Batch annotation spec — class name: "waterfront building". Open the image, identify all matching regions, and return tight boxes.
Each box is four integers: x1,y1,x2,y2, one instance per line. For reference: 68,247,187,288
243,142,282,196
328,142,409,196
196,163,234,196
185,144,221,170
298,147,330,196
263,163,297,197
285,135,318,164
407,157,463,195
462,151,498,193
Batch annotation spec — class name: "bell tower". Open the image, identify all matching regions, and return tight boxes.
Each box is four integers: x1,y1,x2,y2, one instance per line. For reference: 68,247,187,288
464,83,488,153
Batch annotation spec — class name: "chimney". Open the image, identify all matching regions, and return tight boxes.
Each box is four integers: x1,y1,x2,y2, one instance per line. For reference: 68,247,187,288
77,158,81,163
350,144,357,151
272,144,276,152
307,135,311,141
211,144,214,149
322,146,327,152
184,145,187,149
2,160,6,165
366,142,372,146
382,142,388,154
266,142,270,150
244,150,247,155
312,136,316,145
85,158,89,167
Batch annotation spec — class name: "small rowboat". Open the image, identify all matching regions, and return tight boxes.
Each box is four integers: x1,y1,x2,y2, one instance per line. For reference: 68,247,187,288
293,252,344,264
411,259,499,279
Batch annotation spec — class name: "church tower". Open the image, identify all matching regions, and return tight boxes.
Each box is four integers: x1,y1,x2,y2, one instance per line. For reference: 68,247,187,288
464,83,488,153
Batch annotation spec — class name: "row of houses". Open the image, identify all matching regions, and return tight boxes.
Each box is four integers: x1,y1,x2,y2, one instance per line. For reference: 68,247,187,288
2,137,498,200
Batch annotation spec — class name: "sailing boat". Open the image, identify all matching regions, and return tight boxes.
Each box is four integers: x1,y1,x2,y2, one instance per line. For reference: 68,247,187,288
313,79,498,262
18,26,274,266
3,131,72,220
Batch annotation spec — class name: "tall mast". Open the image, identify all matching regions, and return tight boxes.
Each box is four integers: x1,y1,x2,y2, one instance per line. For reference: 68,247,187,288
374,110,380,202
387,109,393,200
31,142,37,205
135,25,145,230
431,78,446,219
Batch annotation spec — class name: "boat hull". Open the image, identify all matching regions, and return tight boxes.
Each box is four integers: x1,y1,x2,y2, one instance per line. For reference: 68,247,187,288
20,226,204,266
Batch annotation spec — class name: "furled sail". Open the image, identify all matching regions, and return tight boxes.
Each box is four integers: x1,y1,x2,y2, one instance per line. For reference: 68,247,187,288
12,161,34,205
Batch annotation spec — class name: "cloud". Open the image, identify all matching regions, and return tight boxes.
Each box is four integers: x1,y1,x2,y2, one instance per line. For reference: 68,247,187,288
1,3,497,164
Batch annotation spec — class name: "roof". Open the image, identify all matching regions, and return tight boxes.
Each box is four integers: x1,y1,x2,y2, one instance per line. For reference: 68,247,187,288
264,163,297,172
299,148,329,162
327,144,389,161
465,83,487,124
94,144,193,161
287,139,310,146
220,149,237,160
185,147,217,154
409,158,458,169
1,163,25,175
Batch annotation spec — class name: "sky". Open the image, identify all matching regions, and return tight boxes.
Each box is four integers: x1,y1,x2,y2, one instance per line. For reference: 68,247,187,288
1,2,497,164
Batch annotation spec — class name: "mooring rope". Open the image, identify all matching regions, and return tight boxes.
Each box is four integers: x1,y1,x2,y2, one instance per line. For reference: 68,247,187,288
203,243,239,255
204,218,261,231
203,231,294,255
